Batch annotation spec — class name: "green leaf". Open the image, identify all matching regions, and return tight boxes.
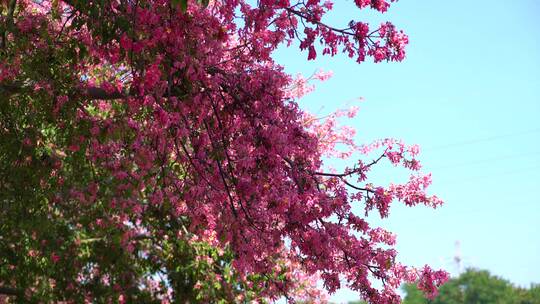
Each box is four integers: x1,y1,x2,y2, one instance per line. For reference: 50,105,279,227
199,0,210,8
171,0,188,12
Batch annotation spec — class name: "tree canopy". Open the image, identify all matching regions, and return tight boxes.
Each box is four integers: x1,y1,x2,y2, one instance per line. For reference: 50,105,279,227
402,269,540,304
0,0,446,303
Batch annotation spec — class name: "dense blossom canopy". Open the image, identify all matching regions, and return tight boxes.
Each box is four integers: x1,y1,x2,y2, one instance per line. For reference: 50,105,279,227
0,0,446,303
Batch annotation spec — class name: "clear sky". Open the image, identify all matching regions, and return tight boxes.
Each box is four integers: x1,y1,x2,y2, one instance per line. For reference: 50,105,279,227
273,0,540,302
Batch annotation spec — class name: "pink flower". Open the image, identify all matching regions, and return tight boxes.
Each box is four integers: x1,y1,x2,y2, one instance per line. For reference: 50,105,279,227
51,252,60,263
313,69,333,81
418,265,449,299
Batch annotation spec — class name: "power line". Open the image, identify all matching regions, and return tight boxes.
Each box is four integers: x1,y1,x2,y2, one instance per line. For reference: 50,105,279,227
431,151,540,170
425,128,540,151
440,163,540,184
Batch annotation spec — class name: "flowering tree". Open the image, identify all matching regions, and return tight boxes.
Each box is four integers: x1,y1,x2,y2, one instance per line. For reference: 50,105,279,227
0,0,447,303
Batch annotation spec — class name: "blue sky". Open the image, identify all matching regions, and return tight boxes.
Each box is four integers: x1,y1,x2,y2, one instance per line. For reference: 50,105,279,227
273,0,540,302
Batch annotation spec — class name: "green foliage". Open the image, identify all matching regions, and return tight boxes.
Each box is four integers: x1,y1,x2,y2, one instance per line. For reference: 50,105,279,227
517,284,540,304
402,269,540,304
171,0,210,12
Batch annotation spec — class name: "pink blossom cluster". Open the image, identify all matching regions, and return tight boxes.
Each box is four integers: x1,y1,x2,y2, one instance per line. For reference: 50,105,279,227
285,69,334,99
302,105,360,159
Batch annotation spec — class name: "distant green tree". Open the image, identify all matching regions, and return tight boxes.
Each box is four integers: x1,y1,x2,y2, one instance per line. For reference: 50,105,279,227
402,269,540,304
517,284,540,304
402,282,429,304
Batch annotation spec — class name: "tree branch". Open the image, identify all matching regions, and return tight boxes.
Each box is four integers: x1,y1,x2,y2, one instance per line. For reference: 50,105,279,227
0,0,17,49
83,86,128,100
0,83,130,100
0,285,22,296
